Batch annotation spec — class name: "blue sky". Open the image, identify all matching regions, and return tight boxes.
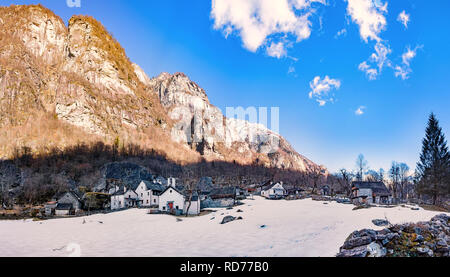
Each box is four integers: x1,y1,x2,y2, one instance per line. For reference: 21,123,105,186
4,0,450,174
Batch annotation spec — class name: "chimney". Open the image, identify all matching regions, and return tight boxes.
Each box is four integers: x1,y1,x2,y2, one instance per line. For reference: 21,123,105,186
169,177,176,188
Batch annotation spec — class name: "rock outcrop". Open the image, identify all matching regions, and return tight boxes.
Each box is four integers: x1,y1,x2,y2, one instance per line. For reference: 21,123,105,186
0,4,324,174
337,214,450,257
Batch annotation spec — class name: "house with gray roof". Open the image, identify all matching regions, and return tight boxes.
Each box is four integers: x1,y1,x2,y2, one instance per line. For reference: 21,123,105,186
351,181,392,205
55,191,84,213
111,186,139,210
158,180,200,215
261,182,286,199
55,203,74,216
135,180,166,207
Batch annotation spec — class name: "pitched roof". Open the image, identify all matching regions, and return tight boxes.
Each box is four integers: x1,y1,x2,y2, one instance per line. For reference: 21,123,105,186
352,182,391,196
55,191,83,203
208,186,235,198
160,186,184,196
141,180,166,192
262,182,284,191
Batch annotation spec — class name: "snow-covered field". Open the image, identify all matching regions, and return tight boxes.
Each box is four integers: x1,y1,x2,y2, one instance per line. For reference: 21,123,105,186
0,197,447,257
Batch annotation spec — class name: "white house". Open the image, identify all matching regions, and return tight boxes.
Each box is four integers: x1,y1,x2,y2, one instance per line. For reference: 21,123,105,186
111,187,139,210
158,180,200,215
261,182,286,199
135,180,165,207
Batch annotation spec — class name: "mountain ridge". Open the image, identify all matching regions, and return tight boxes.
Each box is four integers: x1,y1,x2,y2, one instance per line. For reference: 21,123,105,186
0,4,326,175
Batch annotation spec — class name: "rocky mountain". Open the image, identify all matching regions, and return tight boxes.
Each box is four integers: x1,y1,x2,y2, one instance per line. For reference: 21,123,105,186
0,4,325,174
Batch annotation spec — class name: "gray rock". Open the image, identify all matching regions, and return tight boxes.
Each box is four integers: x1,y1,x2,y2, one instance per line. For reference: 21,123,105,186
414,235,424,242
367,242,387,257
342,236,373,250
436,239,448,247
416,247,430,255
336,245,368,257
220,216,236,224
372,219,390,227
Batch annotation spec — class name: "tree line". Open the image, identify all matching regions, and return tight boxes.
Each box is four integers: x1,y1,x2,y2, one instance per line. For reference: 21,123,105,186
330,113,449,206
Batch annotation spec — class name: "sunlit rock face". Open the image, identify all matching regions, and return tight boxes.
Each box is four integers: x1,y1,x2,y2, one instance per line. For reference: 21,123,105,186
0,4,325,174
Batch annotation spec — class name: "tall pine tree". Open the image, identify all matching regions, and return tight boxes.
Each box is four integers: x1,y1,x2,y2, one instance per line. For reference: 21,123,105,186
416,113,450,204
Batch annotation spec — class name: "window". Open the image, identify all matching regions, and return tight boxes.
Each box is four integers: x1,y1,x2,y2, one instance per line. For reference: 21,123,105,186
154,199,156,203
141,193,143,197
170,190,172,193
148,192,150,196
147,200,149,204
163,207,166,211
176,206,179,210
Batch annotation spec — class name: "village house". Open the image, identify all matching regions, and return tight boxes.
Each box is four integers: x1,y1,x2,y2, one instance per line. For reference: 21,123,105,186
286,188,304,197
111,186,139,210
235,187,248,200
201,186,236,208
158,180,200,216
44,201,57,216
261,182,286,199
351,181,393,205
135,180,166,207
55,203,74,216
55,191,84,213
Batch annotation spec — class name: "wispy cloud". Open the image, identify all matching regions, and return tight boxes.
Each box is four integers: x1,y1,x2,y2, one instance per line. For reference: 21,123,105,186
335,28,347,39
358,42,391,80
395,45,423,80
309,76,341,106
397,10,410,29
211,0,326,59
355,106,366,115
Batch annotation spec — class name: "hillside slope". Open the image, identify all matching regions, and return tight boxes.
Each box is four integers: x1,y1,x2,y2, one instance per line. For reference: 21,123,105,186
0,4,325,174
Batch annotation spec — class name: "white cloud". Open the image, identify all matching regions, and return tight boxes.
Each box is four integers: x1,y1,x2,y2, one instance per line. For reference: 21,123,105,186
394,65,410,80
266,42,288,58
358,61,378,80
211,0,326,58
345,0,388,43
309,76,341,106
335,28,347,39
397,10,410,29
358,42,391,80
371,42,391,70
394,45,422,80
355,106,366,115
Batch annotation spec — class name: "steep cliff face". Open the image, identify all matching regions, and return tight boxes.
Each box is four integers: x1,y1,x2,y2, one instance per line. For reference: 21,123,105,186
0,4,324,174
148,72,321,172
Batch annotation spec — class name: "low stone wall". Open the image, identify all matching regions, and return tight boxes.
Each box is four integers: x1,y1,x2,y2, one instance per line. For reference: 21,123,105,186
337,214,449,257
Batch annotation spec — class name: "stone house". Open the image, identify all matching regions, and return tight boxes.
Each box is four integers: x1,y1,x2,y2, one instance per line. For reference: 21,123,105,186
351,182,392,205
56,191,84,213
55,203,74,216
201,186,236,208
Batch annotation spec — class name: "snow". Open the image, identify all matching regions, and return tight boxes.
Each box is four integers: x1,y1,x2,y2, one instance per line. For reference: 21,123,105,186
0,197,447,257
